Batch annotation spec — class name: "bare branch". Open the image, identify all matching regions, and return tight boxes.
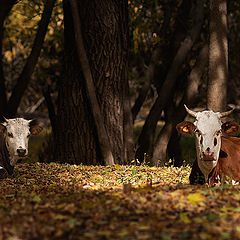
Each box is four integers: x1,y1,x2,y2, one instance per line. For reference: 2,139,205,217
7,0,56,117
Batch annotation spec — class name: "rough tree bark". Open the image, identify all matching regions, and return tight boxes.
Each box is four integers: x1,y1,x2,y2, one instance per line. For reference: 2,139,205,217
135,0,204,162
6,0,56,117
152,44,208,166
207,0,228,112
69,0,114,166
121,0,135,162
55,0,131,165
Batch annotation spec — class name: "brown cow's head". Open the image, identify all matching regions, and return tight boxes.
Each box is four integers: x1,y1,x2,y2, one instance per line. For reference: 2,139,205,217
176,105,239,180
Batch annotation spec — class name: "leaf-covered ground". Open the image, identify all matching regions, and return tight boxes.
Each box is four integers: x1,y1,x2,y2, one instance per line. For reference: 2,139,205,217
1,163,240,240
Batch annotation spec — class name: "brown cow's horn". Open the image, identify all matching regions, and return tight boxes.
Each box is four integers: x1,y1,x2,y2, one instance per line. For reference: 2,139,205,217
184,104,197,118
219,107,234,118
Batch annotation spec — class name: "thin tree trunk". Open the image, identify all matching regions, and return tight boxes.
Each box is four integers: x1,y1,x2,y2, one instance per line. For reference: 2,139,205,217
7,0,56,117
152,44,208,166
186,44,208,102
132,47,160,122
43,86,56,137
69,0,114,166
120,0,134,163
0,15,7,115
207,0,228,112
123,80,135,163
131,2,173,122
154,0,192,92
0,1,16,115
168,129,182,167
136,0,204,162
152,102,176,166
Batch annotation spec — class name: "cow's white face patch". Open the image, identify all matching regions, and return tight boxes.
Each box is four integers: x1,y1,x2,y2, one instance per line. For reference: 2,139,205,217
177,105,237,183
2,118,31,164
194,111,222,176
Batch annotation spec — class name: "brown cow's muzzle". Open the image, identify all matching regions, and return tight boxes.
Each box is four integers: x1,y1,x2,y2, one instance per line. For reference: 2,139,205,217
202,151,215,161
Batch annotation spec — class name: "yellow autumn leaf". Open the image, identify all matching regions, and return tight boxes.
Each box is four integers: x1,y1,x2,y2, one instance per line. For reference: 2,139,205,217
199,232,212,240
149,167,157,171
187,193,205,204
32,195,42,203
220,205,234,212
5,51,12,61
54,214,69,220
139,196,147,203
115,164,120,171
180,213,190,224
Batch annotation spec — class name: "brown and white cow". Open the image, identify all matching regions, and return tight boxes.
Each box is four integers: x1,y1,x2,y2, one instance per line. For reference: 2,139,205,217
176,105,239,184
189,136,240,185
0,118,42,178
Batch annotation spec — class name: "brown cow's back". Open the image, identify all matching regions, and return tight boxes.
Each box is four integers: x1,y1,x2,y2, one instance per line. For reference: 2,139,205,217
210,136,240,184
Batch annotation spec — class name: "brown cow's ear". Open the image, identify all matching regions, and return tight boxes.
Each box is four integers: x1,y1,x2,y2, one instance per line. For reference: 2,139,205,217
176,121,196,136
222,121,239,134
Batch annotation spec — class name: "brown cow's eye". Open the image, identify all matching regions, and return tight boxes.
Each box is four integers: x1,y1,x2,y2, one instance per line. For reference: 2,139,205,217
195,129,199,134
195,129,201,137
214,138,217,146
216,130,222,136
8,133,13,138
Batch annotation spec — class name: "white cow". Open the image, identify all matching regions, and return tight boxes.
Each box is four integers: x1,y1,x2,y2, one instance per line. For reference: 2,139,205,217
177,105,239,183
0,118,42,178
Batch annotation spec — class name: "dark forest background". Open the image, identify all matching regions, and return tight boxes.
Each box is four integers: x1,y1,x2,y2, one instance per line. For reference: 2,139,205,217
0,0,239,166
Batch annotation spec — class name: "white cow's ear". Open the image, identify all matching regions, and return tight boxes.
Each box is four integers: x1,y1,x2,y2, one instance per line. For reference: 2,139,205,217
222,121,239,134
0,123,6,134
29,119,43,135
176,121,196,136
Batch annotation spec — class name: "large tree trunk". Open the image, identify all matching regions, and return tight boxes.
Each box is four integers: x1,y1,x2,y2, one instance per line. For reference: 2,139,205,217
69,0,114,165
55,0,131,165
207,0,228,112
135,0,204,162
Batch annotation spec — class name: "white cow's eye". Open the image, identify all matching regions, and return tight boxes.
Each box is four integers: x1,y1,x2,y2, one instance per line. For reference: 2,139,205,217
8,133,13,138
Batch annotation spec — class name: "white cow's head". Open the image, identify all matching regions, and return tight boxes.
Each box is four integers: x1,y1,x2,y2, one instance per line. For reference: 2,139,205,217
177,105,239,180
0,118,42,165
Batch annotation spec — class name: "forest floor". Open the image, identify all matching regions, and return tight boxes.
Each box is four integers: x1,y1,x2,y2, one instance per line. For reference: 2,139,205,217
1,163,240,240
